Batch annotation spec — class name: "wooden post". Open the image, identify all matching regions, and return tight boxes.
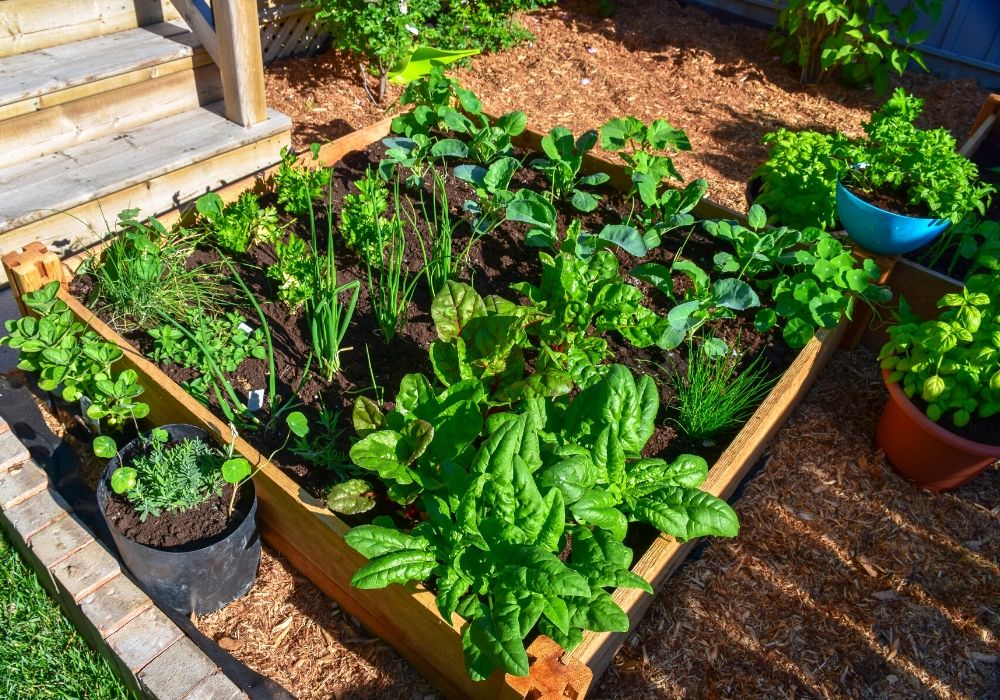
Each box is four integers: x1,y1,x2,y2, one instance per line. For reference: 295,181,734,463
213,0,268,127
1,243,66,317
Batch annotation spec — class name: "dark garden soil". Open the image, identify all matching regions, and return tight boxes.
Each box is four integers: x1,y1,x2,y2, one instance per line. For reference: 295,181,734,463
842,181,932,220
104,480,254,550
70,138,798,514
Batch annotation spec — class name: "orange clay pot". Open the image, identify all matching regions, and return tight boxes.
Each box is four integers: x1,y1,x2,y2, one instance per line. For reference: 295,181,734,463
876,369,1000,492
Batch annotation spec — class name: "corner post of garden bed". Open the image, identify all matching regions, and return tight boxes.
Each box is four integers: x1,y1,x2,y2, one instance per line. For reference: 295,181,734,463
2,243,66,317
506,636,593,699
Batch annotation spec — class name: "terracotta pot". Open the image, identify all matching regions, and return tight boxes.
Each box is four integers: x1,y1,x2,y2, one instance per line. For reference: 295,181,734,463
876,369,1000,491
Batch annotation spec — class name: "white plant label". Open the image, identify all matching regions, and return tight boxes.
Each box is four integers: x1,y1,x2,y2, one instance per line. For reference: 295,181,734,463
247,389,265,412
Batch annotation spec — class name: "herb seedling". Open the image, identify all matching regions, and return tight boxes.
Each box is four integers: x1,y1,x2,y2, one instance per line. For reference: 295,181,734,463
530,126,609,212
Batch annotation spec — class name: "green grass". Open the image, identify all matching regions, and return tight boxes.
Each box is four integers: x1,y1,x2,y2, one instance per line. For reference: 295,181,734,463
0,527,134,700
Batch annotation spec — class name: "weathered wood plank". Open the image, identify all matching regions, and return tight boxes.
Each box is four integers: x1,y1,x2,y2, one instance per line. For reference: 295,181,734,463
0,131,289,281
0,22,200,108
0,104,290,233
0,0,182,58
0,52,213,123
0,65,223,168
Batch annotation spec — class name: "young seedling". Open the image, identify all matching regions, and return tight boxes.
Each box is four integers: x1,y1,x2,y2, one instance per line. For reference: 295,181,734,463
221,412,309,515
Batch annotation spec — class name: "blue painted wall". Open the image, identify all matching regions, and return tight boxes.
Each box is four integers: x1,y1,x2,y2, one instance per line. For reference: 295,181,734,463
689,0,1000,88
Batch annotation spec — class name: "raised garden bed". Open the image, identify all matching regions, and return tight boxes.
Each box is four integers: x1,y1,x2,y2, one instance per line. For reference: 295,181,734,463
4,115,859,699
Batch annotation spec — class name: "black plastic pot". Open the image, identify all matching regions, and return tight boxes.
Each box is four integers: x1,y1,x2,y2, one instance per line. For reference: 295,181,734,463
96,424,261,615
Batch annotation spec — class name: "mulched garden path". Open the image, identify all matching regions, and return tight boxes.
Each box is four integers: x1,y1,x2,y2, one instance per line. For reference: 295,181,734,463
190,2,1000,697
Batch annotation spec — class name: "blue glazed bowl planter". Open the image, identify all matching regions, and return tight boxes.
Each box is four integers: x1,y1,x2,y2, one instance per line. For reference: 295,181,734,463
836,180,950,255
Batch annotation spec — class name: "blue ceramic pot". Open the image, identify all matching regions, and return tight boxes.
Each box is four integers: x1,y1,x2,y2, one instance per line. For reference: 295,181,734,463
835,180,949,255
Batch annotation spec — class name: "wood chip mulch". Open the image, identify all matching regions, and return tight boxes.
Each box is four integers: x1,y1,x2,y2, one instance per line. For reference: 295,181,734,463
263,0,987,214
213,3,999,697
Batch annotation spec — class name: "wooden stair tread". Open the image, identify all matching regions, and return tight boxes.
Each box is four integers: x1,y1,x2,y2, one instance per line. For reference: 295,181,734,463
0,21,203,108
0,103,291,233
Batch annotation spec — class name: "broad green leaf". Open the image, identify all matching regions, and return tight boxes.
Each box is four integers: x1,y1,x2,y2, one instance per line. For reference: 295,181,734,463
93,436,117,459
352,396,385,436
345,524,430,559
571,590,629,632
430,138,469,159
571,490,628,540
221,458,252,484
432,281,486,342
632,487,740,540
497,543,591,598
286,411,309,438
387,45,480,84
597,224,647,256
535,488,565,552
712,278,760,311
350,549,437,589
326,479,376,514
109,466,136,494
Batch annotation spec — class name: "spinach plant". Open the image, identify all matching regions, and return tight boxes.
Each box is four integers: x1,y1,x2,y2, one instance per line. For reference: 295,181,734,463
513,245,667,385
530,126,609,212
345,365,738,680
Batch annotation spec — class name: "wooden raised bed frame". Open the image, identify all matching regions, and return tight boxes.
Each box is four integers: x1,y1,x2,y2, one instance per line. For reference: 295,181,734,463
3,119,849,699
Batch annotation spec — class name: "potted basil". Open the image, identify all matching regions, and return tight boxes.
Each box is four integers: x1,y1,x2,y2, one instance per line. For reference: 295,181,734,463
877,271,1000,491
836,89,992,255
93,413,307,614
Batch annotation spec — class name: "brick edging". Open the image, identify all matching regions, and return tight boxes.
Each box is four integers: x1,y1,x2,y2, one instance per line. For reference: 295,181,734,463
0,417,247,700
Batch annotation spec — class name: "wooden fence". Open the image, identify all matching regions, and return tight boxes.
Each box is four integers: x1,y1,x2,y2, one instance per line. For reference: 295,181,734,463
258,0,328,63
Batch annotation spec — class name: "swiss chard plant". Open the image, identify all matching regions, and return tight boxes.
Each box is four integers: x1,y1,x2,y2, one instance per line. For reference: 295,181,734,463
530,126,609,212
427,281,574,405
879,272,1000,426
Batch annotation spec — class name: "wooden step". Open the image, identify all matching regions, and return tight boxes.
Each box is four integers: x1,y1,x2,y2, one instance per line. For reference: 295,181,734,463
0,64,224,168
0,21,211,121
0,0,181,58
0,104,291,280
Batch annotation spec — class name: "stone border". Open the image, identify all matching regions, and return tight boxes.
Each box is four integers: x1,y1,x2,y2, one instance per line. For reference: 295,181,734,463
0,417,247,700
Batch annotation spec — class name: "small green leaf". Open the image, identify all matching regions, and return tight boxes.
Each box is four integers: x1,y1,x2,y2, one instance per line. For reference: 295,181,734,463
286,411,309,438
109,466,136,494
221,458,252,484
93,436,117,459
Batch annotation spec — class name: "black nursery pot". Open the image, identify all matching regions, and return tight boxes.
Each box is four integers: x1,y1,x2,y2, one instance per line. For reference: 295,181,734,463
96,424,261,615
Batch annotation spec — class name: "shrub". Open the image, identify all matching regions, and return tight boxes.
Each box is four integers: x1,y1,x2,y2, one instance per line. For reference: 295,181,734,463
768,0,943,93
312,0,554,102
